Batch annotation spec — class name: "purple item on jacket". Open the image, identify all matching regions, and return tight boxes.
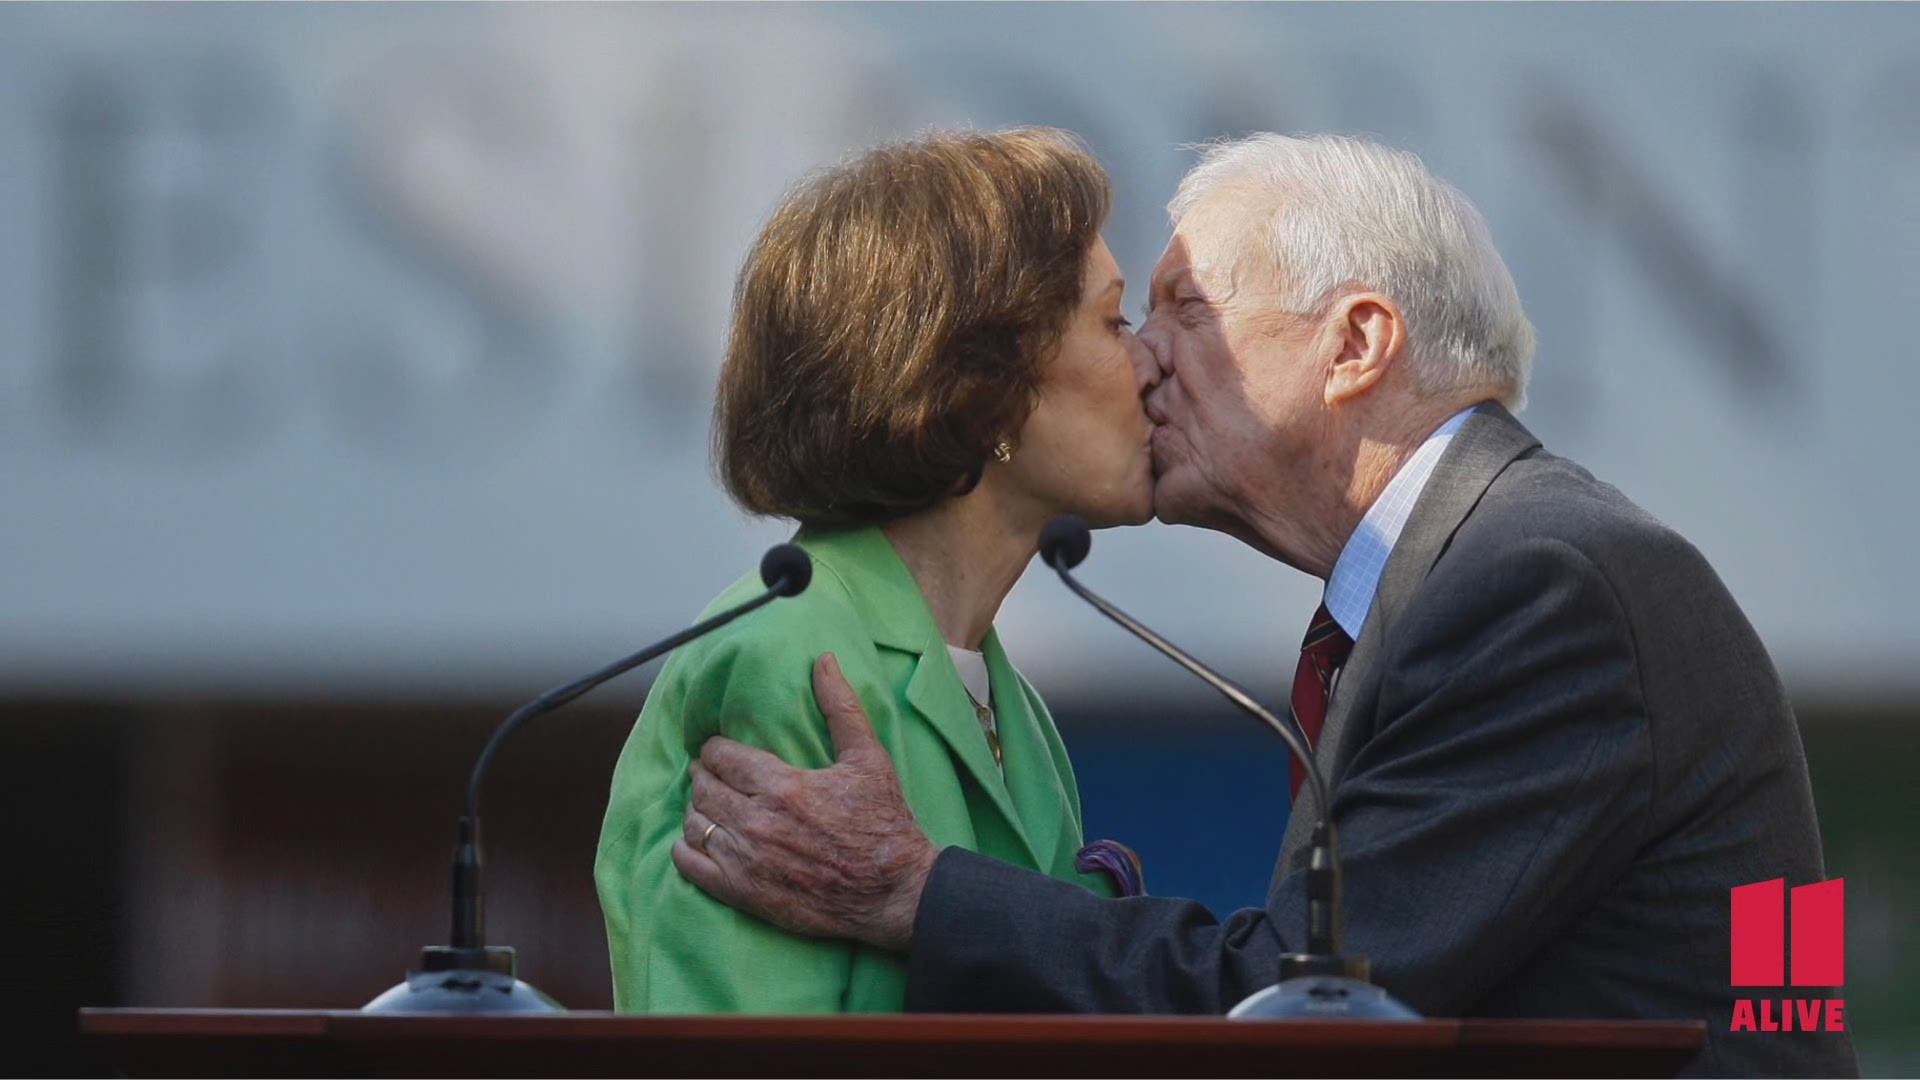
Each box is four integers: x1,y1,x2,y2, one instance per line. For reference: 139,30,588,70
1075,839,1147,897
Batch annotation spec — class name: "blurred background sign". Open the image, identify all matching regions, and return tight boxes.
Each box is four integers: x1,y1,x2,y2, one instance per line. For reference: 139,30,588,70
1,3,1913,1076
3,1,1919,704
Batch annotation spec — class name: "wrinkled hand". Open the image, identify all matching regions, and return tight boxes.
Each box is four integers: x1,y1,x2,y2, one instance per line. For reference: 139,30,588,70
671,653,938,952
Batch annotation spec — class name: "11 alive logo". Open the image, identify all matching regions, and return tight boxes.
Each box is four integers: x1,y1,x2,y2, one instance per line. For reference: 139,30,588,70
1730,878,1845,1033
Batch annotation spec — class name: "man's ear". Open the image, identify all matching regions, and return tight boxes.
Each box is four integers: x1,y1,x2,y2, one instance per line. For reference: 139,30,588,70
1323,292,1407,406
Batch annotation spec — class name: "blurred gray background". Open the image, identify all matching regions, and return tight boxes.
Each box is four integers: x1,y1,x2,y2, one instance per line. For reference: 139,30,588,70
1,3,1914,1075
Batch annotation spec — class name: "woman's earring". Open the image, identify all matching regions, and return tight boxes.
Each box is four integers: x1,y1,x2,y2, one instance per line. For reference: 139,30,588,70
992,440,1014,464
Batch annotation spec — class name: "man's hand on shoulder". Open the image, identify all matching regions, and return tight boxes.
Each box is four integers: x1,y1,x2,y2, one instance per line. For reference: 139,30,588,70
672,653,938,952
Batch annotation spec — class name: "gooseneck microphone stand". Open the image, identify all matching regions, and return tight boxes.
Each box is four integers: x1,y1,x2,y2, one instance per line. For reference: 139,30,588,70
364,544,813,1013
1038,516,1416,1021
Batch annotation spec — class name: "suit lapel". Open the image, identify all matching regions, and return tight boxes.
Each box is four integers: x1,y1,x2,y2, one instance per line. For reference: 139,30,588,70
902,643,1044,868
1277,610,1388,872
1367,403,1542,637
981,629,1070,872
799,527,1044,870
1275,403,1543,877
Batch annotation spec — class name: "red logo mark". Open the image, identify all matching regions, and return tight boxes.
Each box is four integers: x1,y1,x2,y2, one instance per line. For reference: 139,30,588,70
1729,878,1845,1033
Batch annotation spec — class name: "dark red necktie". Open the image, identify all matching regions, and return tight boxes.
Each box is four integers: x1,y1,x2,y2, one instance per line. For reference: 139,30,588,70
1289,602,1355,799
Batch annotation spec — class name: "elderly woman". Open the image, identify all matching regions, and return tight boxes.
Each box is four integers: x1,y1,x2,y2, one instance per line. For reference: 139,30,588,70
594,128,1154,1013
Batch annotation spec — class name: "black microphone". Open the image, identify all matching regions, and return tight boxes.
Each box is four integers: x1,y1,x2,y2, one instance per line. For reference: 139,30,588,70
1039,515,1415,1021
365,543,813,1013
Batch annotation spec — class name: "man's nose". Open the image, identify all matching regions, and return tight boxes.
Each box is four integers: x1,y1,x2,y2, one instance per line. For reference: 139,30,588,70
1137,320,1175,378
1129,336,1161,394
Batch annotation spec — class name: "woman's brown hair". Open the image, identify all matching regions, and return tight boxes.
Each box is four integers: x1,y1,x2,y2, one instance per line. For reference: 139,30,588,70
713,127,1111,529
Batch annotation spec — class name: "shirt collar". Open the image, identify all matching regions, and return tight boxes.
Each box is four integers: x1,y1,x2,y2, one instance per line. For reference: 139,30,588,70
1322,406,1477,640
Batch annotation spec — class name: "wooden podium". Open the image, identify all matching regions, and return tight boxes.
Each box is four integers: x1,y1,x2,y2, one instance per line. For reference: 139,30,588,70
81,1010,1705,1077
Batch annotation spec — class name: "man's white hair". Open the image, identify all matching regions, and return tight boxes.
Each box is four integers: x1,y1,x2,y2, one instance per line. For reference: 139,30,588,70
1169,133,1535,408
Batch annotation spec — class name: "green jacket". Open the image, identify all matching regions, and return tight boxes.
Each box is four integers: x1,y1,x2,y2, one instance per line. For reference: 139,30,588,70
595,526,1113,1013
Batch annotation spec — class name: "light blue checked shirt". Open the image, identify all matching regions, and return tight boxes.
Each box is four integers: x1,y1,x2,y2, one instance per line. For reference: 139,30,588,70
1321,406,1478,640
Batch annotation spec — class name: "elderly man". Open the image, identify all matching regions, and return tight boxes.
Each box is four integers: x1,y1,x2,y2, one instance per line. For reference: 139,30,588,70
671,134,1856,1077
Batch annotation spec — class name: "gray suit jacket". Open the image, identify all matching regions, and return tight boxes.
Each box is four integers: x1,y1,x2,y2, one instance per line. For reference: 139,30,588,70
904,403,1857,1078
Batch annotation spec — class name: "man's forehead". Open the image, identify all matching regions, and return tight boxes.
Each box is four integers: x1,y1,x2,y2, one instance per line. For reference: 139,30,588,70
1156,193,1257,291
1153,234,1241,293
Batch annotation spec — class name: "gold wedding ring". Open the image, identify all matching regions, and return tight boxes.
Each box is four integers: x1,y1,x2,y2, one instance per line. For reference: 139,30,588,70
701,820,720,849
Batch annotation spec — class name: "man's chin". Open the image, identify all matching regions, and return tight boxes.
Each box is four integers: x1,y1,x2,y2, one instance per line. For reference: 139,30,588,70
1150,478,1201,527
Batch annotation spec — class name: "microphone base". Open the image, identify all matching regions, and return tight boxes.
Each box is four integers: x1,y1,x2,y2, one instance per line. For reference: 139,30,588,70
1228,953,1419,1021
363,946,564,1014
